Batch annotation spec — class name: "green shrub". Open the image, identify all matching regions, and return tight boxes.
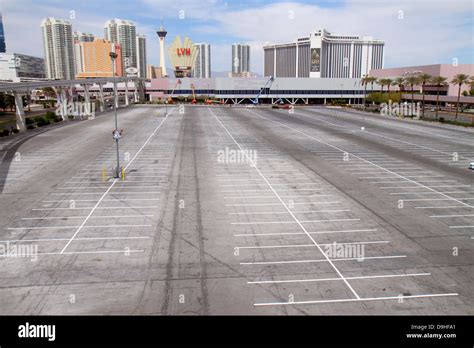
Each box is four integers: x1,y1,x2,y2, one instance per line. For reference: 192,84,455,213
0,129,8,137
34,116,50,127
26,125,36,130
12,128,19,134
25,118,35,125
366,92,402,104
45,111,61,123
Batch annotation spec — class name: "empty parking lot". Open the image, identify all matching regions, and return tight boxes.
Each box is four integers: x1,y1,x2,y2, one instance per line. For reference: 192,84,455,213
0,105,473,315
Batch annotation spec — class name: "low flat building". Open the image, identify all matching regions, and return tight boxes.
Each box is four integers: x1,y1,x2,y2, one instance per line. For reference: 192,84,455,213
0,53,45,82
370,64,474,96
145,77,376,104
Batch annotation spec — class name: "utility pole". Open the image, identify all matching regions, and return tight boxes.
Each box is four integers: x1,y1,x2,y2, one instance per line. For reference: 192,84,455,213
110,52,120,178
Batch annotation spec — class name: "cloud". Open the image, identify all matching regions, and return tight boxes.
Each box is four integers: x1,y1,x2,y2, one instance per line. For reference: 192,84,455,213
1,0,472,74
203,0,473,73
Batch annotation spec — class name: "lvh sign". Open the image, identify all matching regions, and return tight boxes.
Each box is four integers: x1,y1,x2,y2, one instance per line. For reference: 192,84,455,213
177,48,191,56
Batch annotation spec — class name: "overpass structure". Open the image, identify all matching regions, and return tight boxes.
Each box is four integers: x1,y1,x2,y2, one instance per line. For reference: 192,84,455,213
0,77,147,132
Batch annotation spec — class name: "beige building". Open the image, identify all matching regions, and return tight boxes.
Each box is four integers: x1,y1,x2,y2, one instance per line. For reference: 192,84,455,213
75,39,123,78
146,64,163,79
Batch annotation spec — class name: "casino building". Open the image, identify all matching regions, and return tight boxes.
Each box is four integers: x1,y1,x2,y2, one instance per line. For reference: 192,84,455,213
168,36,198,78
264,28,384,79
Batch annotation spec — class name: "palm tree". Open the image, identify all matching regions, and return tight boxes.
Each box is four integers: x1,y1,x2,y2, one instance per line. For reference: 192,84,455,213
430,76,447,120
361,75,370,110
367,76,377,94
393,77,405,93
377,79,385,93
451,73,470,120
363,76,377,108
405,76,420,106
418,73,432,117
385,78,393,93
468,76,474,97
378,79,391,93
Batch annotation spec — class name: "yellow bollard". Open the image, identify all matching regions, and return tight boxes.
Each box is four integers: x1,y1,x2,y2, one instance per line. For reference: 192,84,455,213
102,166,106,182
121,167,125,181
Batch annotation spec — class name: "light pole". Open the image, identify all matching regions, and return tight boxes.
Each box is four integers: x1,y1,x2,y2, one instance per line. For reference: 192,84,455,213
110,52,120,178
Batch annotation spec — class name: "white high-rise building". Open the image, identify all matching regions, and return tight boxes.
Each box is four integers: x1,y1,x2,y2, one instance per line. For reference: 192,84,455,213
193,43,211,78
136,34,147,78
73,43,83,77
156,21,167,77
73,32,95,42
104,19,137,75
41,17,75,80
232,43,250,76
263,28,384,78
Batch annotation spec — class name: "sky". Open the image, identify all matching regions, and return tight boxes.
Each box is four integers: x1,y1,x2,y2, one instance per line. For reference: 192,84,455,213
1,0,473,74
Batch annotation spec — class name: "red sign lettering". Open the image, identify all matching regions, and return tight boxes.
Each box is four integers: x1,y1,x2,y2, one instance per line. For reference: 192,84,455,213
177,48,191,56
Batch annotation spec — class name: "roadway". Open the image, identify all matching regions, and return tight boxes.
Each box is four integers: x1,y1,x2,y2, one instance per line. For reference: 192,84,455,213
0,105,472,314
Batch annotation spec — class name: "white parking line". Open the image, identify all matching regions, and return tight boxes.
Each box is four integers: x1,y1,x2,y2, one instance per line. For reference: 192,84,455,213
220,183,320,187
248,272,431,284
51,191,160,195
59,111,172,254
33,206,159,211
240,255,406,265
234,228,377,237
254,292,458,307
369,180,459,184
224,194,333,199
7,224,152,230
405,198,474,202
221,189,324,192
37,249,145,256
211,108,361,300
226,202,340,207
431,214,474,218
238,240,389,250
43,199,159,203
416,205,466,209
59,185,162,189
390,191,473,195
0,236,150,243
21,215,154,220
231,218,359,225
362,176,443,179
228,209,349,215
381,185,470,189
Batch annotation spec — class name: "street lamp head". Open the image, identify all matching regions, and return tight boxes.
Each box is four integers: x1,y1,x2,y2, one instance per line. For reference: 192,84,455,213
109,52,118,60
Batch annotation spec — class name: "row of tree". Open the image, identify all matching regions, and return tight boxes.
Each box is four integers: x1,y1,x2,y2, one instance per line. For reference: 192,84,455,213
0,93,18,112
0,87,57,114
361,73,473,120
